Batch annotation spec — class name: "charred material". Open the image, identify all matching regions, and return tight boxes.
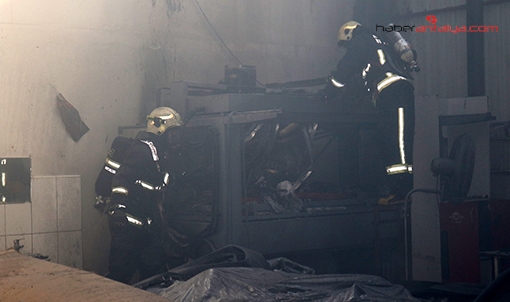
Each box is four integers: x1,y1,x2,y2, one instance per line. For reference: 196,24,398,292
243,121,315,214
162,125,220,258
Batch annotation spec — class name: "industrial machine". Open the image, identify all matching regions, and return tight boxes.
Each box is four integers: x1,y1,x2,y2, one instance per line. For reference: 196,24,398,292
119,78,405,278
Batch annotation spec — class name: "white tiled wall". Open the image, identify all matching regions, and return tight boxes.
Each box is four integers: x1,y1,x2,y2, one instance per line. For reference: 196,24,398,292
32,177,57,233
0,204,5,251
0,175,82,269
5,202,32,235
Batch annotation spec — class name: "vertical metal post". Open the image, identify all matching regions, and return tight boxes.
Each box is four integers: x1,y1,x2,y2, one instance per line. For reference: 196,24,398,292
225,112,243,245
466,0,485,97
404,188,441,281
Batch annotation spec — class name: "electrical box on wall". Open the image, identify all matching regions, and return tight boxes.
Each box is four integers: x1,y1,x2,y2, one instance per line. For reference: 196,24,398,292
0,157,31,203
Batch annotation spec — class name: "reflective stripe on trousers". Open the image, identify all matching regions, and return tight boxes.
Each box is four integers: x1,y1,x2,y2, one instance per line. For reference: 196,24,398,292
385,107,412,175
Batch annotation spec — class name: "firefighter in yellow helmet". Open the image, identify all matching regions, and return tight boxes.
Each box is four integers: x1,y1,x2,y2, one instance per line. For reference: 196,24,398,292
106,107,184,284
146,106,183,135
337,21,361,43
322,21,416,202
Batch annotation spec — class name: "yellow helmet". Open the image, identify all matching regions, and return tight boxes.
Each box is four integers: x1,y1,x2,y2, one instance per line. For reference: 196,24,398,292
146,107,183,135
337,21,362,44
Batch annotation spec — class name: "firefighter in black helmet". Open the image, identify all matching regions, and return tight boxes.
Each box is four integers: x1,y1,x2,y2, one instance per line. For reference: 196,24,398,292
322,21,416,202
105,107,184,284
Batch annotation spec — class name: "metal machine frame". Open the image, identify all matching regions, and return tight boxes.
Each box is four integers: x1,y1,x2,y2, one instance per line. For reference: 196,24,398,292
122,81,406,277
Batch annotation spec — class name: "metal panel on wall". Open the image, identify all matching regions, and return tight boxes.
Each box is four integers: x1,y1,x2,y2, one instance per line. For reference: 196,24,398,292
484,1,510,121
395,0,467,15
392,1,509,121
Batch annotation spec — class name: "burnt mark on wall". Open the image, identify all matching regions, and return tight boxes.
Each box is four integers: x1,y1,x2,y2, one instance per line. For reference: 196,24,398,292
166,0,183,16
57,93,89,142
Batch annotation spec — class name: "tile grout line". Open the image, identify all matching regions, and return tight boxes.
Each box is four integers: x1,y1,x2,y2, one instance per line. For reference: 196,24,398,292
30,197,33,255
30,178,33,255
56,177,60,264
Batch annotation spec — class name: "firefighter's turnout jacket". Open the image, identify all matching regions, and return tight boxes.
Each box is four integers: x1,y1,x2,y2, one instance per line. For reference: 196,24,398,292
325,27,412,105
109,131,170,227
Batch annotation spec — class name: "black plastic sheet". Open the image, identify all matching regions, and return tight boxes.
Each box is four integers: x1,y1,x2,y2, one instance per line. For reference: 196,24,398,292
153,267,421,301
57,93,89,141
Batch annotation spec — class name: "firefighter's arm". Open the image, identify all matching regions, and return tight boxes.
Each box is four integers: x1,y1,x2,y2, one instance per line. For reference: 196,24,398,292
320,75,345,100
320,45,363,100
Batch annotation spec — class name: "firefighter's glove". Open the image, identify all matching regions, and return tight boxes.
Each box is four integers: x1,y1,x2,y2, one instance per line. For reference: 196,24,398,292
107,205,128,228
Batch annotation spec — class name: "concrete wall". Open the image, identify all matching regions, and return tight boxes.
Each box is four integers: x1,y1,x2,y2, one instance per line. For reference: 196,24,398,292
0,0,353,275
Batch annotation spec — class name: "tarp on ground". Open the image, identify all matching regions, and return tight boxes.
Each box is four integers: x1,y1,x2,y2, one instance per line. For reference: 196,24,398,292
151,267,421,302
